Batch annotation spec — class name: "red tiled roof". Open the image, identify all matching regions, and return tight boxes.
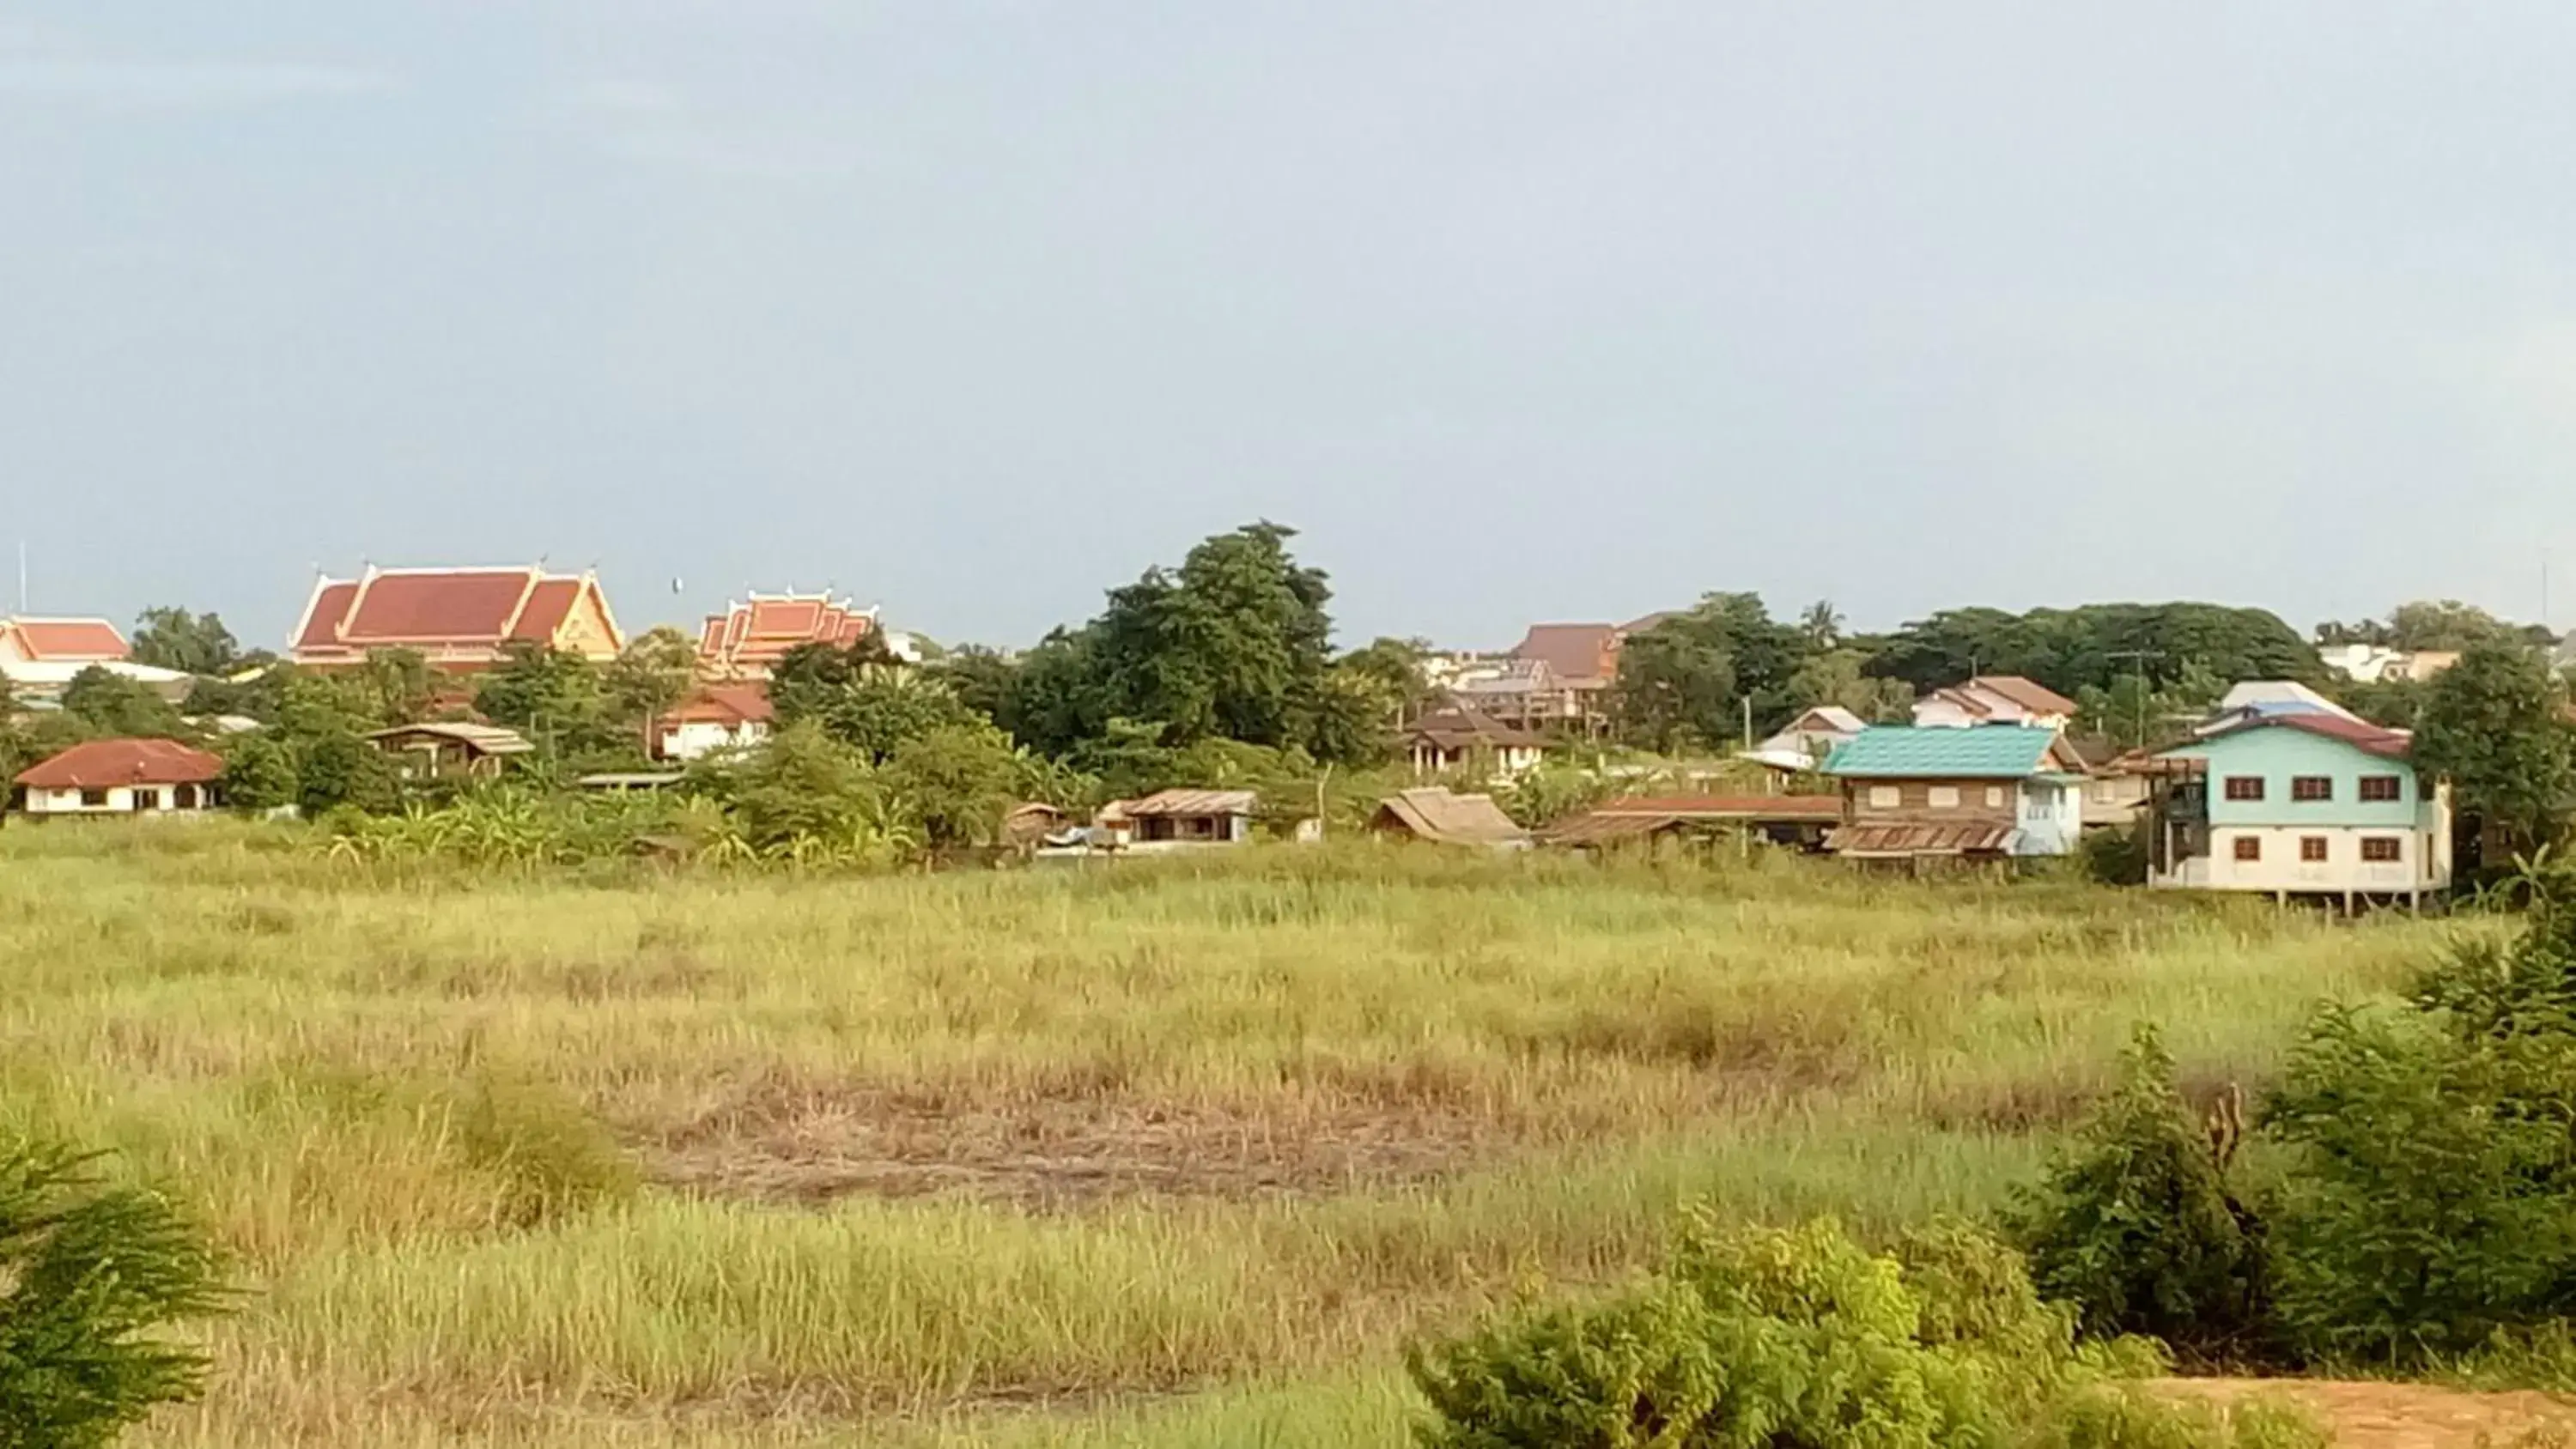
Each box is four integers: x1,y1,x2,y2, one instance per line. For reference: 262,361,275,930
2203,711,2414,761
15,737,223,790
3,617,130,662
1510,623,1620,684
661,686,775,726
697,592,876,673
293,568,619,661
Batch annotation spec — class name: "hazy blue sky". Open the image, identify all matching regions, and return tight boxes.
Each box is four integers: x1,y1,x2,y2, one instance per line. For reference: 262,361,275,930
8,3,2576,650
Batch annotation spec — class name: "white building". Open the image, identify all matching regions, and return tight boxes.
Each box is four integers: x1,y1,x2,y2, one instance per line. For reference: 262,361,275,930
1910,676,2080,731
10,737,224,816
653,686,775,761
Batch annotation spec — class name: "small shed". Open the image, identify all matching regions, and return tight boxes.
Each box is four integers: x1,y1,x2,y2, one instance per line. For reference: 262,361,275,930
1003,801,1070,847
1370,787,1530,847
1117,788,1258,848
367,721,534,780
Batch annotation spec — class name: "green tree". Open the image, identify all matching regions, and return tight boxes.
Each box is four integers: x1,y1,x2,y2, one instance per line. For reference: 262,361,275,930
2412,640,2574,859
604,627,698,756
881,721,1024,848
924,645,1022,729
216,731,301,813
59,668,187,739
1785,646,1914,724
0,1136,228,1448
355,648,436,728
474,643,611,757
127,607,241,677
1336,636,1437,726
1610,592,1806,752
1800,598,1844,650
726,722,888,850
2383,599,2527,652
1870,603,2318,698
773,655,981,765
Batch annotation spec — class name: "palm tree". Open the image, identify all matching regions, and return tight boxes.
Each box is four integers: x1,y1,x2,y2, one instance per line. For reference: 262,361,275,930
1801,600,1844,651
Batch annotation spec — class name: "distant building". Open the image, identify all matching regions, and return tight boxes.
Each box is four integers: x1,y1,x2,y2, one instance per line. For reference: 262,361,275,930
291,567,624,670
1741,705,1868,772
1095,789,1259,851
696,591,878,680
2317,643,2460,686
1369,787,1530,848
0,615,192,702
1400,701,1547,780
1542,794,1840,852
1821,725,2088,860
10,738,223,817
366,722,534,781
1911,676,2080,731
2143,710,2451,904
2212,680,2360,723
654,685,774,761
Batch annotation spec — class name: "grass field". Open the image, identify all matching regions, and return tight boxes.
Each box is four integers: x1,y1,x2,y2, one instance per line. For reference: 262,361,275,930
0,821,2470,1446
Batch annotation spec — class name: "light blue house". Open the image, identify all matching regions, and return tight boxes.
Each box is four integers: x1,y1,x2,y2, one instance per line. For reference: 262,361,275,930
2147,711,2451,903
1821,724,2088,859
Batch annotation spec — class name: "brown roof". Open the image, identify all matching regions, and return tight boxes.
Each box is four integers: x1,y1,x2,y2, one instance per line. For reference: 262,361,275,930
1371,788,1528,846
2200,711,2414,761
1826,823,2014,857
1406,703,1546,751
1968,675,2080,717
293,567,621,659
15,737,223,790
2,617,131,663
660,685,775,727
1122,788,1259,818
1540,810,1692,846
1510,623,1621,685
1595,794,1843,821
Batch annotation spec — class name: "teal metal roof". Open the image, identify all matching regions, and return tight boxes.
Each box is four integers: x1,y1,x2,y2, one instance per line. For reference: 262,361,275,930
1821,725,2061,779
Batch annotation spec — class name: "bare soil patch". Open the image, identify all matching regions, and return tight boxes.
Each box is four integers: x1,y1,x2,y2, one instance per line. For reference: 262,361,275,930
645,1073,1506,1207
2162,1378,2576,1447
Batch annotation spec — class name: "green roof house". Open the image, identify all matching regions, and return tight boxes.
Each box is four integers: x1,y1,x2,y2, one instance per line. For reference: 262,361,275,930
1820,724,2090,859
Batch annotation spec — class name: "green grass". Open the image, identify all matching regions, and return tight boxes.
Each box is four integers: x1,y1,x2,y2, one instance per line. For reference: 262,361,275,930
0,820,2467,1445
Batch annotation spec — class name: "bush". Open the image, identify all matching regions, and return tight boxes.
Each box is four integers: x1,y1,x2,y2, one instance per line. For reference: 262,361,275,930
1409,1214,2196,1449
0,1135,228,1448
2011,1028,2271,1364
2260,887,2576,1367
2079,824,2149,887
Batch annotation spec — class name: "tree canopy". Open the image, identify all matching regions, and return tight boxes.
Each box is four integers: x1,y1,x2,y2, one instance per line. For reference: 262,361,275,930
2413,640,2575,858
1867,603,2319,700
128,607,242,677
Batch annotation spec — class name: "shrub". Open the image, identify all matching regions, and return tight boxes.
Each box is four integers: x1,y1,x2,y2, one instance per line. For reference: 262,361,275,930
1409,1214,2190,1449
2078,824,2149,887
2010,1027,2270,1364
447,1076,635,1232
2262,889,2576,1367
0,1135,228,1449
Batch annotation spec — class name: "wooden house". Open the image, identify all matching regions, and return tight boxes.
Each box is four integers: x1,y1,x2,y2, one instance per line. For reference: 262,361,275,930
1400,702,1547,780
290,567,624,670
1820,725,2089,860
366,722,533,780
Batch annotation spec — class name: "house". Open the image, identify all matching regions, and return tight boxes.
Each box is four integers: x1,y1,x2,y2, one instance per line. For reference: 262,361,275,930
696,591,878,679
1543,794,1841,852
1097,789,1258,851
1369,787,1529,848
1504,622,1624,734
1400,701,1547,780
366,722,533,780
290,566,625,670
2213,680,2359,722
2072,749,2158,832
10,738,223,817
1741,705,1868,772
654,686,775,761
0,615,193,702
1447,658,1565,731
2318,643,2462,685
1820,725,2089,859
2142,711,2451,905
1911,676,2080,731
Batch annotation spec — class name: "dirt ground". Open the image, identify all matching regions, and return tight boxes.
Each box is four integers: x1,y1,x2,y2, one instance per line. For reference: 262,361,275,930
2165,1378,2576,1448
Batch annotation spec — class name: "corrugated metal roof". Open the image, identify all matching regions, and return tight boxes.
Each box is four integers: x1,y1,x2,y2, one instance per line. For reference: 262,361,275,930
1827,823,2015,856
1372,788,1528,846
1822,725,2061,779
1595,794,1843,820
367,721,535,755
1122,788,1258,818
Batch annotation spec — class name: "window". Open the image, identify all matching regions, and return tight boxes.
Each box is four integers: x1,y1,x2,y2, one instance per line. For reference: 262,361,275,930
2223,777,2265,802
2300,837,2329,863
79,788,107,808
1987,786,2006,808
173,785,197,809
2291,776,2333,802
2359,775,2403,802
2233,836,2263,862
1868,785,1900,809
1928,785,1960,809
2362,837,2403,863
134,788,161,812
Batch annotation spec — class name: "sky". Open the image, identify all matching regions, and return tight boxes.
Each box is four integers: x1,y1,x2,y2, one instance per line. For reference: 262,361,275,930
7,3,2576,652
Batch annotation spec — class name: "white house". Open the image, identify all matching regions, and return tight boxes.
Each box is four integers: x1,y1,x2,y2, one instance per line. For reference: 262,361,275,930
10,737,224,817
653,686,775,761
1742,705,1868,771
1910,676,2080,731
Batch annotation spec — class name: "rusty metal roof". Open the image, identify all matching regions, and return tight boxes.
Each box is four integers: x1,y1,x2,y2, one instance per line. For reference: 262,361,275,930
1122,788,1258,818
1826,823,2014,857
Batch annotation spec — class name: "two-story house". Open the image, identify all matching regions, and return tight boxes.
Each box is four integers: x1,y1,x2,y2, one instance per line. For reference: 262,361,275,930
2143,711,2451,906
1820,724,2088,861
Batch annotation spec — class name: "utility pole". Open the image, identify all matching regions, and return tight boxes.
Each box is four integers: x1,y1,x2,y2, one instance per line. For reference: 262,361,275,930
15,540,25,615
2105,649,2165,750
